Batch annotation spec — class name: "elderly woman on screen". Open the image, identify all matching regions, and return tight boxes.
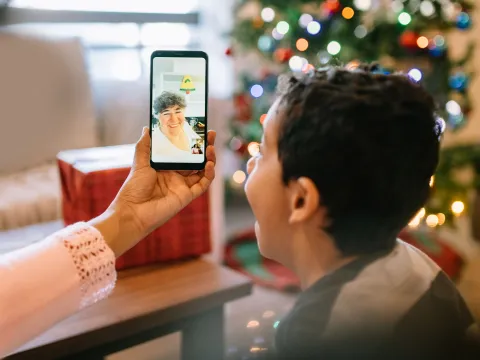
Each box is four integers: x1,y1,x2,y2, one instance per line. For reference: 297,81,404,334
152,91,201,161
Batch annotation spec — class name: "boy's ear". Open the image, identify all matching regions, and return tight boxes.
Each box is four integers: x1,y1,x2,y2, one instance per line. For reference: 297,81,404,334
288,177,321,224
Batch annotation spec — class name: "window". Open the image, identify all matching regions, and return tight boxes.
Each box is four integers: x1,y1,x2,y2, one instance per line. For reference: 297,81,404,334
10,0,199,13
4,1,201,81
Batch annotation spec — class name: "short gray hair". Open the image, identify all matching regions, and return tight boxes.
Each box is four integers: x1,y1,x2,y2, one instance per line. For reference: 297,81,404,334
153,91,186,115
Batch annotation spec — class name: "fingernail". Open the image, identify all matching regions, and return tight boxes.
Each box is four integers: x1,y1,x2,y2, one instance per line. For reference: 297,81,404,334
142,127,148,134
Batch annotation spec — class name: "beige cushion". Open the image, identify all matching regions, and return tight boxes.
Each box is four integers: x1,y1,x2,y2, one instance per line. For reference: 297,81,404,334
0,32,98,174
0,164,61,230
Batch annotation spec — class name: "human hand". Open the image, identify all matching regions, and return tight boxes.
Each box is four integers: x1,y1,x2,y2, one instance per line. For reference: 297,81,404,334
91,127,216,257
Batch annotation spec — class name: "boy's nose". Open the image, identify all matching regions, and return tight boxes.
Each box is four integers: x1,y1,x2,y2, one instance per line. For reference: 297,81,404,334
246,157,255,175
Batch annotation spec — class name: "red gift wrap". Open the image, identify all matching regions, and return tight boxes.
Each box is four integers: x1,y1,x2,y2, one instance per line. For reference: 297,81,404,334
57,145,211,270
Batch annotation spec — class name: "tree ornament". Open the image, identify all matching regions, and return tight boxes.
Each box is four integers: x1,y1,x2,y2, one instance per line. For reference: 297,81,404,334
252,16,264,29
399,31,419,49
274,48,294,63
225,47,233,56
233,93,252,122
230,137,248,156
456,12,472,30
447,113,466,130
323,0,341,14
449,72,468,92
257,35,276,52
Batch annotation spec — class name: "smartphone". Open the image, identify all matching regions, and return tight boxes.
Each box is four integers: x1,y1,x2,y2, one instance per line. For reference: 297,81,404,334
149,50,208,171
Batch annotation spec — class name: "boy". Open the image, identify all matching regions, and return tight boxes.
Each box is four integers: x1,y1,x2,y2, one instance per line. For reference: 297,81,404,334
244,64,476,359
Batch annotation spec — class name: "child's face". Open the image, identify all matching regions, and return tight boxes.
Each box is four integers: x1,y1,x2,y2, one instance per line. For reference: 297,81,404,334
244,100,294,264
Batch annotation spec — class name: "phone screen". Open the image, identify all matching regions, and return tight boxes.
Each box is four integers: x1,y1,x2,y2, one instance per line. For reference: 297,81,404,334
150,52,207,170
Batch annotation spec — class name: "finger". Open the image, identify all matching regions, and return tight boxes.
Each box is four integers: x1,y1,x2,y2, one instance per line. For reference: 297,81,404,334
207,130,216,146
205,144,216,166
178,170,197,177
189,161,215,198
133,127,151,169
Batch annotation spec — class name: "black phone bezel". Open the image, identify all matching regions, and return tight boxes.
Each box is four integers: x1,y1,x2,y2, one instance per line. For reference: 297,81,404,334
149,50,209,171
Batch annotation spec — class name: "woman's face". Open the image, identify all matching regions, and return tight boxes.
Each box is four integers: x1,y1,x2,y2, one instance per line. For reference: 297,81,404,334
159,105,185,136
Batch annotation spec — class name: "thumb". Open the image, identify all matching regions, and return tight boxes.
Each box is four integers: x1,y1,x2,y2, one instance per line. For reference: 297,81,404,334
133,127,150,169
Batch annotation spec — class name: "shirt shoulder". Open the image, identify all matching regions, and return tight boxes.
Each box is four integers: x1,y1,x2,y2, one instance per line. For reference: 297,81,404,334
275,241,474,359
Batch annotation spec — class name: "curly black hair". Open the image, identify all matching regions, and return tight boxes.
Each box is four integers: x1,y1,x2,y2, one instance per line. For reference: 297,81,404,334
276,64,443,256
153,91,186,115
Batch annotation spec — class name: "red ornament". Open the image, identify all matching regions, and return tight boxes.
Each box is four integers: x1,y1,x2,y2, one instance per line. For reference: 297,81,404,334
229,137,248,155
235,143,248,156
233,93,252,122
274,48,294,63
399,31,419,49
225,47,233,56
325,0,341,13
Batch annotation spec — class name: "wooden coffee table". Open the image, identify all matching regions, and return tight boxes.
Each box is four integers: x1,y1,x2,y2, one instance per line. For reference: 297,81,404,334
6,259,252,360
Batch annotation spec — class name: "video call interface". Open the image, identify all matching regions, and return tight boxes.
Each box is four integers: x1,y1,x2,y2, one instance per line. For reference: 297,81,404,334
151,57,206,163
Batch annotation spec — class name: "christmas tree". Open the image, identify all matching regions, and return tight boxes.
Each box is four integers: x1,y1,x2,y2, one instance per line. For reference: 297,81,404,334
227,0,477,228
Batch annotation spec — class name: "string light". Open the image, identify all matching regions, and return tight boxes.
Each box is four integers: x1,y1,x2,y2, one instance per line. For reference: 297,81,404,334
446,100,462,116
408,207,425,228
289,56,307,71
299,14,313,28
346,60,360,70
327,41,341,55
248,142,260,156
250,84,264,98
232,170,246,184
398,12,412,25
391,0,404,12
408,68,422,82
247,320,260,328
257,35,275,52
354,25,368,39
302,63,315,73
408,216,421,228
273,321,280,329
307,21,321,35
230,137,243,151
296,38,309,51
417,36,429,49
451,201,465,215
272,28,284,40
276,21,290,35
260,114,267,124
430,176,435,187
261,7,275,22
353,0,372,11
426,214,439,227
342,7,355,20
433,35,445,47
418,208,426,218
262,310,275,318
420,1,435,17
318,50,331,65
437,213,446,226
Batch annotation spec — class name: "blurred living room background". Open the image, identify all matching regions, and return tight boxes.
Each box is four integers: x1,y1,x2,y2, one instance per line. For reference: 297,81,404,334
1,1,480,359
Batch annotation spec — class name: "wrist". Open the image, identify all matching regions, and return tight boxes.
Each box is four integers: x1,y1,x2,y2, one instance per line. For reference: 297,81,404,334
88,206,141,258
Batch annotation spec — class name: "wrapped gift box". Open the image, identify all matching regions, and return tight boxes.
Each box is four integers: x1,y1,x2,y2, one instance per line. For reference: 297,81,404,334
57,144,210,270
